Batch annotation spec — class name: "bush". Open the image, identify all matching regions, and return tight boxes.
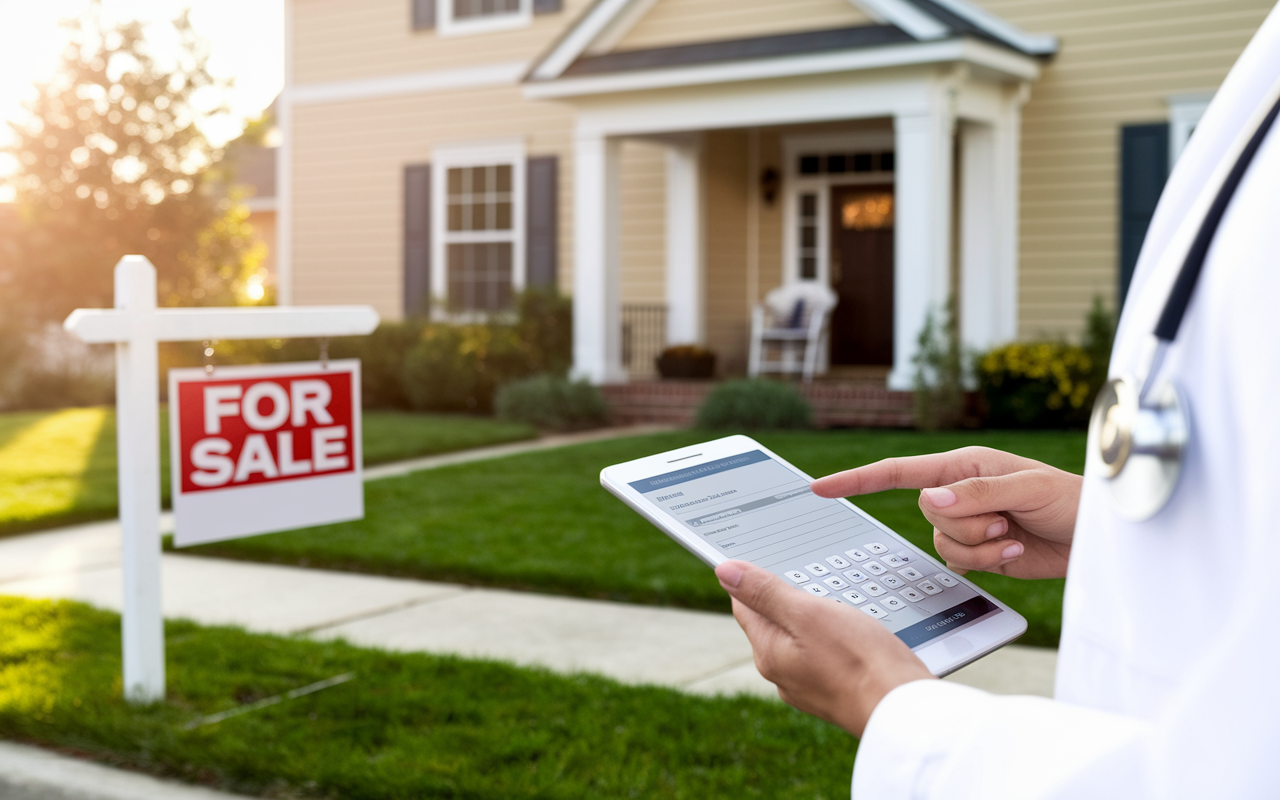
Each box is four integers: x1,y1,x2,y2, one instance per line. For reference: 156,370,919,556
695,380,813,430
912,299,966,430
976,342,1097,428
495,374,609,430
0,323,114,411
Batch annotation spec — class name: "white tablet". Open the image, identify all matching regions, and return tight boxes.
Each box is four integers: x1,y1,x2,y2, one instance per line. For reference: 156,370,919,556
600,434,1027,677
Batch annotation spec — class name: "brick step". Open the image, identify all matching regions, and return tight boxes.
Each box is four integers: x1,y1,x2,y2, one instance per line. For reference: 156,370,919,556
601,381,914,428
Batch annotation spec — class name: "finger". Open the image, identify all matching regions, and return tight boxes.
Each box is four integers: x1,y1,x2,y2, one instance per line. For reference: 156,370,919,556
933,528,1025,573
918,470,1057,520
811,447,1032,498
728,595,778,646
920,507,1009,546
716,560,804,632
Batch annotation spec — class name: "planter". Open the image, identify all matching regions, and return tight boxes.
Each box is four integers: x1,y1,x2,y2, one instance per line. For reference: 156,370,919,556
655,353,716,379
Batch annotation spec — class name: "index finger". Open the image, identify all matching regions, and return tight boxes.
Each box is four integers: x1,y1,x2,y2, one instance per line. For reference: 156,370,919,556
810,448,1030,498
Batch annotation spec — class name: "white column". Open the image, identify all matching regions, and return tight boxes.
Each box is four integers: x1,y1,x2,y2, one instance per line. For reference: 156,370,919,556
114,257,165,703
664,136,705,345
572,132,626,383
890,104,954,390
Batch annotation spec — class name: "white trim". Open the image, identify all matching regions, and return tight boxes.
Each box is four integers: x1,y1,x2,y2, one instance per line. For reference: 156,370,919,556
524,37,1040,100
856,0,947,40
276,0,294,306
429,138,527,318
290,61,528,106
530,0,638,81
781,133,895,288
1168,91,1214,168
587,0,660,55
924,0,1058,55
438,0,532,37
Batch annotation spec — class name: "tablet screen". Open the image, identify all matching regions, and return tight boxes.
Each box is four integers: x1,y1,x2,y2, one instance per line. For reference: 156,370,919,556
629,449,1000,646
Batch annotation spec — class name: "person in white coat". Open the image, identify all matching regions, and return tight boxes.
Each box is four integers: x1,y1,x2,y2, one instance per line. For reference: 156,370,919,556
713,5,1280,797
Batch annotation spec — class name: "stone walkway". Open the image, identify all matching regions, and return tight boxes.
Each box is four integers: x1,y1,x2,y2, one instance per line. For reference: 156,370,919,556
0,424,1058,797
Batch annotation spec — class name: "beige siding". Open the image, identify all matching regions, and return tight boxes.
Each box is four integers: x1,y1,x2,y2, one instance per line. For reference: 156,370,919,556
290,85,575,319
973,0,1273,339
702,129,752,375
614,0,872,51
293,0,594,85
619,141,666,307
247,210,278,285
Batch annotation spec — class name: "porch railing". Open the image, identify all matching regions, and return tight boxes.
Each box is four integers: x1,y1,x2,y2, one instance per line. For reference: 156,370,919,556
621,304,667,378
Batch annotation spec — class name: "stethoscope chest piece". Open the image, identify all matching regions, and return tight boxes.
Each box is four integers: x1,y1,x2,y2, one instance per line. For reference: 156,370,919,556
1088,376,1189,522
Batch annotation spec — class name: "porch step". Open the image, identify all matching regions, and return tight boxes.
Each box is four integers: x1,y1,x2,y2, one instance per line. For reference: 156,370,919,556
601,380,914,428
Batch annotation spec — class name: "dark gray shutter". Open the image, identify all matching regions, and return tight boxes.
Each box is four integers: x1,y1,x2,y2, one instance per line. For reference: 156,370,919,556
404,164,432,318
526,155,558,291
1119,123,1170,308
412,0,436,29
534,0,563,13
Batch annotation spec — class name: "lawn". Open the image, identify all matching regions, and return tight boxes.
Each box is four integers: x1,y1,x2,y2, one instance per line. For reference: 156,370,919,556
189,429,1084,648
0,596,857,798
0,407,535,536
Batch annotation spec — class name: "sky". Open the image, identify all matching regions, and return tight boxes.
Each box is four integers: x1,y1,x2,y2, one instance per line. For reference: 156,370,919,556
0,0,284,199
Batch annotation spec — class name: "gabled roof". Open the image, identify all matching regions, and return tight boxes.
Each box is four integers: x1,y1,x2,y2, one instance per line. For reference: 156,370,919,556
526,0,1056,84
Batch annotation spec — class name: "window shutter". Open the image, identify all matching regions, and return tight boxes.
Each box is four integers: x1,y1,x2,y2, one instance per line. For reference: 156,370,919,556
412,0,436,30
526,155,559,291
1118,123,1170,308
534,0,563,14
404,164,432,318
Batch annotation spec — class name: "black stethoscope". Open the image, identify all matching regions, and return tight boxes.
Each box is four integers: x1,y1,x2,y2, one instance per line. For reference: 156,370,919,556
1089,81,1280,521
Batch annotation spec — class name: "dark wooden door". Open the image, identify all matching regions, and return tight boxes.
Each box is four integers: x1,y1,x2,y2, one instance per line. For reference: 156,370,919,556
828,184,895,365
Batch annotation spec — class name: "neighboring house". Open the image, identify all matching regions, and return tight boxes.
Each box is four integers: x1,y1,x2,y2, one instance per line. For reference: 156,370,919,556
278,0,1273,387
224,137,279,294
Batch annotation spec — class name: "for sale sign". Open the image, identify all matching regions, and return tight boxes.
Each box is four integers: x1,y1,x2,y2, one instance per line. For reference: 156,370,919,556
168,361,364,547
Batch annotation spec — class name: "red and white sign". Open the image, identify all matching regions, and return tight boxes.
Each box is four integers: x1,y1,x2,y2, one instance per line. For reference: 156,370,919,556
168,360,364,547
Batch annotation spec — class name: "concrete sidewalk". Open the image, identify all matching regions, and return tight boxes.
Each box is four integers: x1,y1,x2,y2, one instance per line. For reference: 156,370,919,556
0,519,1057,699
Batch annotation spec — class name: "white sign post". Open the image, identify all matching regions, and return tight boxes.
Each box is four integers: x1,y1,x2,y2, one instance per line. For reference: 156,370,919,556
64,256,380,703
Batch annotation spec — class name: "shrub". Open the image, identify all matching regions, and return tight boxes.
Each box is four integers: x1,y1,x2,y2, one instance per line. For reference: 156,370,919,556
911,299,966,430
695,379,813,430
976,342,1097,428
0,323,114,411
495,374,609,430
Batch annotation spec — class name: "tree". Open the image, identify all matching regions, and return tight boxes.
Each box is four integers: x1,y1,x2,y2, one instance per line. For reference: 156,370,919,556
1,4,265,327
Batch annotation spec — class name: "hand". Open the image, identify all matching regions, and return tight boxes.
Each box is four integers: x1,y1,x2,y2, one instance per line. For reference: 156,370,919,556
716,560,933,738
811,447,1080,580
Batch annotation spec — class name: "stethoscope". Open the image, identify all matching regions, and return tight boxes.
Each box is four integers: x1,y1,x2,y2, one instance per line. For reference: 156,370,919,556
1089,80,1280,521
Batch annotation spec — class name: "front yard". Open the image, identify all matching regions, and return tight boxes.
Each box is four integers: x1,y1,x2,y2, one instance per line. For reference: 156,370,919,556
187,428,1084,648
0,596,856,798
0,407,536,537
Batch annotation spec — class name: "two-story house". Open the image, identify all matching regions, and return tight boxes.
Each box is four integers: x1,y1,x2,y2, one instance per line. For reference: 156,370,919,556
275,0,1272,390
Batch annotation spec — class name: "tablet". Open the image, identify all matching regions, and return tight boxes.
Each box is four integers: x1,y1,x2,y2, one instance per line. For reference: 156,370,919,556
600,434,1027,676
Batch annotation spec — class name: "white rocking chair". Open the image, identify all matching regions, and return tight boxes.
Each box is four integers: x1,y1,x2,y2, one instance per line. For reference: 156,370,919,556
748,282,838,383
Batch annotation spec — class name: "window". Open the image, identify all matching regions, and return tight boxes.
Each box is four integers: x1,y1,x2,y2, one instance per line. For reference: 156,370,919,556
431,141,525,316
797,150,894,177
1168,92,1213,167
798,192,819,280
438,0,531,35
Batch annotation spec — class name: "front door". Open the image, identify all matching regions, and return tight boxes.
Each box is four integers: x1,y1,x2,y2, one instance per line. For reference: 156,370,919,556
828,184,894,365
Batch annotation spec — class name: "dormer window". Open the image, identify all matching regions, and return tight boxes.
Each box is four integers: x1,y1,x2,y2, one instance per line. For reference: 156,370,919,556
439,0,532,36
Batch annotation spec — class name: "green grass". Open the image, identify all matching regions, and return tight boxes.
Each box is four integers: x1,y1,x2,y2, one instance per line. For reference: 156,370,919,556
0,596,857,798
189,429,1084,648
0,407,535,537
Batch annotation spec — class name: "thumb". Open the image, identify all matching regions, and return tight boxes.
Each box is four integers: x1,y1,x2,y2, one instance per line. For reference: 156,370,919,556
716,560,803,632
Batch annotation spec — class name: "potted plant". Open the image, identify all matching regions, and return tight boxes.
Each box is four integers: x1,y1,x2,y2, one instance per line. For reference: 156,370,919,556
656,344,716,379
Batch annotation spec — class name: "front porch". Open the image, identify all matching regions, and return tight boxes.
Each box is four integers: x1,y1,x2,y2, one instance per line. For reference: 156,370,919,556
526,23,1042,391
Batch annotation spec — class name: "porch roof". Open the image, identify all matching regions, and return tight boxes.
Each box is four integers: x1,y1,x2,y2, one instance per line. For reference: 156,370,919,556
525,0,1058,90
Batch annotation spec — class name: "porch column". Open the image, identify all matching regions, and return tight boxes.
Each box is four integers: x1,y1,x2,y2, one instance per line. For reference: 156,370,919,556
959,89,1022,353
664,136,705,345
891,105,954,390
572,132,626,384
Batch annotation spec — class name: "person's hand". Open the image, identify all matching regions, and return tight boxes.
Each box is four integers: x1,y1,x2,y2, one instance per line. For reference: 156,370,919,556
811,447,1080,580
716,559,933,738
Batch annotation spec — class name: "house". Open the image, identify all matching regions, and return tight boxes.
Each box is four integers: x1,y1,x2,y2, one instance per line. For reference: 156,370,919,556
277,0,1272,390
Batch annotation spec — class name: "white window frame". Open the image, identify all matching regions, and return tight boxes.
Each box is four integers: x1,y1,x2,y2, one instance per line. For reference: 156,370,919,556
782,133,895,287
1167,91,1214,168
438,0,533,37
430,138,526,321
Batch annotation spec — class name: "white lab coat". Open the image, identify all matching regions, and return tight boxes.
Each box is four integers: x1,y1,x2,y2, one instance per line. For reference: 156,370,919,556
852,6,1280,798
